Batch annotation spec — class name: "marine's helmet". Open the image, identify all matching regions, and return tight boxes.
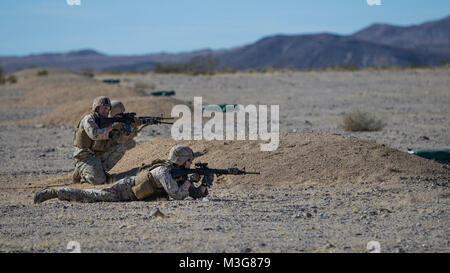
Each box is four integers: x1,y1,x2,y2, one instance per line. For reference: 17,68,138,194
168,145,194,165
109,100,125,117
92,96,111,112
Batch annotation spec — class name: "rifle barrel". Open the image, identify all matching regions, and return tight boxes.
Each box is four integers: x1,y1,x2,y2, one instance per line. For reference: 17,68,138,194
139,116,174,120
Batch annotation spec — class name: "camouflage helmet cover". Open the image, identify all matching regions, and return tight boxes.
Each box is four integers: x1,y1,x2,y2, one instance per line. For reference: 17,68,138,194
92,96,111,111
168,145,194,165
109,100,125,117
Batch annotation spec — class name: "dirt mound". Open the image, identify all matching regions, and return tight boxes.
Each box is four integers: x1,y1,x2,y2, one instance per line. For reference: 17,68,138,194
12,68,75,78
2,69,188,127
111,132,450,189
9,69,143,108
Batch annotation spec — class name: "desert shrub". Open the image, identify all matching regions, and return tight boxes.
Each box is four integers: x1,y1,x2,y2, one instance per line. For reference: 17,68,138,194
218,67,238,74
37,69,48,76
340,62,360,71
0,68,5,84
341,110,385,132
154,63,187,74
410,62,428,68
242,68,259,73
319,62,360,72
186,54,219,75
154,54,220,75
6,75,17,84
81,69,94,78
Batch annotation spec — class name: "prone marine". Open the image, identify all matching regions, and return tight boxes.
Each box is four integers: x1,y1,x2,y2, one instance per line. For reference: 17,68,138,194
34,145,209,203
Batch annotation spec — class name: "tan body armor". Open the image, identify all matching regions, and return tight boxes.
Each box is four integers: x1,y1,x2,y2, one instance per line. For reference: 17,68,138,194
73,112,110,152
131,159,170,200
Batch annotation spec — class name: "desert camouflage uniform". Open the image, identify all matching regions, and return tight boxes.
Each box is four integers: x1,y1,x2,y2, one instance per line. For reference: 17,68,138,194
57,176,138,202
99,144,128,172
73,113,111,184
99,120,142,171
54,165,190,203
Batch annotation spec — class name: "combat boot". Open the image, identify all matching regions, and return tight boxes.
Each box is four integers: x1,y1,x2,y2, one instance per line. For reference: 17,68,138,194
34,188,58,204
72,168,81,183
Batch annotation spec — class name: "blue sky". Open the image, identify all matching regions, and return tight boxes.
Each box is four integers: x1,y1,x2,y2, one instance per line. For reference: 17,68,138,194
1,0,449,56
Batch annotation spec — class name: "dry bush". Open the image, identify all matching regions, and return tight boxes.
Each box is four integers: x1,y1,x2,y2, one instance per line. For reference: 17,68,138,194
341,110,385,132
80,69,95,78
6,75,17,84
0,68,5,84
37,70,48,76
154,54,220,75
217,67,238,74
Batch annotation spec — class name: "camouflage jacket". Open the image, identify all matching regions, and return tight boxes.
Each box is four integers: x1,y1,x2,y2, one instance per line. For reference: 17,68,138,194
73,113,110,158
150,165,190,200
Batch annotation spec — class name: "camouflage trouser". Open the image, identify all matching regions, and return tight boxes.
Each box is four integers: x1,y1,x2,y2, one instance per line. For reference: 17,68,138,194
56,177,138,203
125,139,136,150
74,140,135,185
75,154,107,185
74,143,129,184
99,143,129,172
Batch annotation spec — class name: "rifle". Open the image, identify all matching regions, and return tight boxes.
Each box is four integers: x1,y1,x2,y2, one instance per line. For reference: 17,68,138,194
97,112,173,135
137,115,174,125
169,162,260,187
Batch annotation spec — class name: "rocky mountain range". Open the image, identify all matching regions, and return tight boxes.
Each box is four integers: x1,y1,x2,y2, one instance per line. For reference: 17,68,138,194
1,15,449,73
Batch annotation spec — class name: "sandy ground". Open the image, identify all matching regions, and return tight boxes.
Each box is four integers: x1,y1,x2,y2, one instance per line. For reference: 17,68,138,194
0,68,449,253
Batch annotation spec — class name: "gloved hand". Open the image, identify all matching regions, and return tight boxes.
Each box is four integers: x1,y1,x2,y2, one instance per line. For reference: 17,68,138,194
201,173,214,187
188,173,201,183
